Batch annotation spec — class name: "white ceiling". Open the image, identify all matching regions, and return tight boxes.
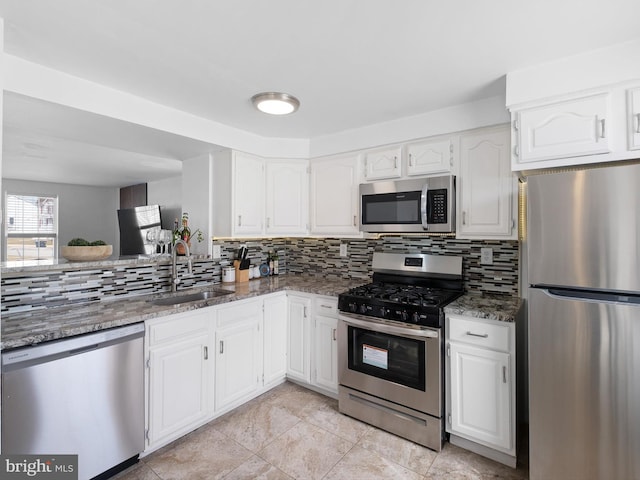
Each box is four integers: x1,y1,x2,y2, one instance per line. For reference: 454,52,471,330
1,0,639,186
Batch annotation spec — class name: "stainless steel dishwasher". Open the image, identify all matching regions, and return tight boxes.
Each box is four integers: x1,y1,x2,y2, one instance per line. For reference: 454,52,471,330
2,323,145,480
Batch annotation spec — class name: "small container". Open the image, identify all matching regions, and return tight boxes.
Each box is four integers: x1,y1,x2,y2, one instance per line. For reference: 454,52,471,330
251,265,260,279
222,266,235,283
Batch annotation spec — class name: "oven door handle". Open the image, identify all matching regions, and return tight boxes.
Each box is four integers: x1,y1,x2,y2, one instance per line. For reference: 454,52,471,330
339,314,439,339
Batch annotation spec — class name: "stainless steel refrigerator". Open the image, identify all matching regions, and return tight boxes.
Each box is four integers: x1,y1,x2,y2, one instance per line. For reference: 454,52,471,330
527,163,640,480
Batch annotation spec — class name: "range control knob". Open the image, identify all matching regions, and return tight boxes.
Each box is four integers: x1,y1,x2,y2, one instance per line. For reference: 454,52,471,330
411,312,420,324
359,304,368,315
399,310,409,322
348,302,357,313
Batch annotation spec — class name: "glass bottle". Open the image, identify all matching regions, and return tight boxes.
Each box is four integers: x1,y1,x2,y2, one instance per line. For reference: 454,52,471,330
272,250,279,275
180,213,191,243
268,250,274,276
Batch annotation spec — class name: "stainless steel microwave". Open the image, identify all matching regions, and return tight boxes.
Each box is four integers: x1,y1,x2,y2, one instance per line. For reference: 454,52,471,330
359,176,455,233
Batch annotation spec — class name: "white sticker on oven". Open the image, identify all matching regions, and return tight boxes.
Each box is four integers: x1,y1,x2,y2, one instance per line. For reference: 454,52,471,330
363,344,388,370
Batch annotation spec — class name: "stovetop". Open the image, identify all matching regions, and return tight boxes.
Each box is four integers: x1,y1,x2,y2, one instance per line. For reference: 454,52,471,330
337,281,463,329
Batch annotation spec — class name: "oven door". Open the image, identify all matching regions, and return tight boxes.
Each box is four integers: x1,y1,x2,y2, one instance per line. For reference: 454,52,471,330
338,313,442,417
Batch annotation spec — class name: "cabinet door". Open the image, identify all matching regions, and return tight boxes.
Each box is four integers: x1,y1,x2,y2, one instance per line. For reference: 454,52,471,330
287,295,311,384
407,138,454,176
314,314,338,393
449,342,511,450
516,93,611,163
310,155,360,235
215,320,261,412
263,295,288,386
628,88,640,150
215,299,263,412
265,161,309,235
364,146,402,180
233,152,264,235
458,127,516,239
148,334,210,446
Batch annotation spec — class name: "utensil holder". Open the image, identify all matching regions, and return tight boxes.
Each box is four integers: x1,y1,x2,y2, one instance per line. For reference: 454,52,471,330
233,260,250,283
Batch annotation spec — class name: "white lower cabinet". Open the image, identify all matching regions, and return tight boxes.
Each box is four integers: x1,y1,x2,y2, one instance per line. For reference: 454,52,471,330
145,291,338,453
214,298,263,412
446,314,516,467
263,294,288,387
145,309,214,449
313,297,339,394
287,294,312,383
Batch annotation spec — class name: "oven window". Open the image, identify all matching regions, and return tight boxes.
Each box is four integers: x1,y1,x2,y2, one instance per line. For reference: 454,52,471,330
347,326,426,391
362,191,421,224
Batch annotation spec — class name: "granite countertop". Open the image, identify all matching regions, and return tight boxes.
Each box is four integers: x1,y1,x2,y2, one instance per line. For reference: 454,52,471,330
444,293,523,323
1,275,366,351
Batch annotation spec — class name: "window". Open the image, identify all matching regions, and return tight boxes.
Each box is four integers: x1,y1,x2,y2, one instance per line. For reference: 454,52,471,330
5,194,58,261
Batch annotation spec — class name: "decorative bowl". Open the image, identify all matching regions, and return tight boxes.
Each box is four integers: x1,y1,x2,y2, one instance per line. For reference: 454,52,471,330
60,245,113,262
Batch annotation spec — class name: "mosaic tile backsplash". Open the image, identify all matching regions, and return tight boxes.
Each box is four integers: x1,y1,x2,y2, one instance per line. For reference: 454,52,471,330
1,237,519,314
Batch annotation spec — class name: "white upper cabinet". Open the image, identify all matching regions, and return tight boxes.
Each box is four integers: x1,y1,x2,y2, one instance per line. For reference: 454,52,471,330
406,137,456,176
363,146,402,180
212,151,308,238
310,155,360,236
458,126,517,239
628,87,640,150
514,93,611,165
265,161,309,235
233,152,265,236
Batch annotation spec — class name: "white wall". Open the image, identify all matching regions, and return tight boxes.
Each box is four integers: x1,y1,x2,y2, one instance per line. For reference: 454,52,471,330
2,179,119,258
181,154,213,256
148,175,182,231
309,95,510,158
506,38,640,107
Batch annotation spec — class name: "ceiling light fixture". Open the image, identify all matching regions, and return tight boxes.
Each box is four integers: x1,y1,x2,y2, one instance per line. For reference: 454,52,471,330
251,92,300,115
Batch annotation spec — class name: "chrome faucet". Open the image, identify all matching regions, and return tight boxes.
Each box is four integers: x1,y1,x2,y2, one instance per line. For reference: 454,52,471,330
171,239,193,292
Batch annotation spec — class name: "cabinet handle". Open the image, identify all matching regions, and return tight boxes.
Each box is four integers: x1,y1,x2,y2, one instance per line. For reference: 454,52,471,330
408,154,413,167
238,215,242,227
353,215,357,226
394,156,398,169
220,341,224,354
266,217,270,228
204,346,209,360
303,307,307,318
320,304,333,309
503,366,507,384
600,118,606,139
636,113,640,133
332,328,337,341
462,211,467,225
466,331,489,338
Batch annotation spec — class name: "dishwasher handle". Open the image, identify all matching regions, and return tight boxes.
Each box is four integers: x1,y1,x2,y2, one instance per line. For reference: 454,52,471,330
2,323,145,372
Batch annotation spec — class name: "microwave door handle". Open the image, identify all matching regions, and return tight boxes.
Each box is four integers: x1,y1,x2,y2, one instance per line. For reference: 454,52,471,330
421,184,429,230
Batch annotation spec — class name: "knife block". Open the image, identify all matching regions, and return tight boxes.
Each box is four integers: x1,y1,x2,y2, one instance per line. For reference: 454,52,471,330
233,260,250,283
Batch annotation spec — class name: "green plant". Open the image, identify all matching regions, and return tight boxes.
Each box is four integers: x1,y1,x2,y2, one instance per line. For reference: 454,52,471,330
67,238,107,246
68,238,90,246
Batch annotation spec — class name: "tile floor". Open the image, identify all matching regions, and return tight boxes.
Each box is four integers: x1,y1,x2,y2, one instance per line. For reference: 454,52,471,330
114,382,529,480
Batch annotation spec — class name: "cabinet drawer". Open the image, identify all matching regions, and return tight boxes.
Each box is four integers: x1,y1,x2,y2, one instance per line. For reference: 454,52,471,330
448,315,511,352
216,299,262,329
314,296,338,318
147,310,212,347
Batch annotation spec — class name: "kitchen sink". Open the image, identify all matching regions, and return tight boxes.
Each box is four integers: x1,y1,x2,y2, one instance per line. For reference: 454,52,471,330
149,289,233,306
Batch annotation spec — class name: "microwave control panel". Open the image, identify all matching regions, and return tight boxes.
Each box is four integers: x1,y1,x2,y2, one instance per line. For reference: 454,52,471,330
427,189,448,224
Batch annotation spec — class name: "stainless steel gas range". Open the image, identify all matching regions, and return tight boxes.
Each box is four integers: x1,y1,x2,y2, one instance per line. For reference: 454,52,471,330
337,252,463,452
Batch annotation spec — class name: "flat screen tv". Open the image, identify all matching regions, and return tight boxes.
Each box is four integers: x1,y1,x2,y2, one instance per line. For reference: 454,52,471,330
117,204,162,256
